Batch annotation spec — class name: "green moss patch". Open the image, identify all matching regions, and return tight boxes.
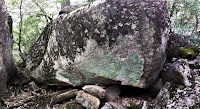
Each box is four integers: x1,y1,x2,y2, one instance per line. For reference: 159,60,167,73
180,48,198,58
80,53,144,86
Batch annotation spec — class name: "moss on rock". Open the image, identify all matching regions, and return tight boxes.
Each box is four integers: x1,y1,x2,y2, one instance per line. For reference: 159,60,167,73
180,48,198,58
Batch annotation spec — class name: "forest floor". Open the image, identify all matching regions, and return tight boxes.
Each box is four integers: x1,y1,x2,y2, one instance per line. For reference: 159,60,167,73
0,83,153,109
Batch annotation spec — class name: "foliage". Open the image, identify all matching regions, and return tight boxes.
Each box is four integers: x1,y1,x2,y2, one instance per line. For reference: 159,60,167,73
13,15,45,62
168,0,200,47
56,0,69,4
6,0,60,64
87,0,95,2
6,0,96,65
168,0,198,33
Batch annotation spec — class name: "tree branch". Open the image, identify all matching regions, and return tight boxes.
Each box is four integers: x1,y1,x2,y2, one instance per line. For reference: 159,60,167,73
18,0,26,62
33,1,52,23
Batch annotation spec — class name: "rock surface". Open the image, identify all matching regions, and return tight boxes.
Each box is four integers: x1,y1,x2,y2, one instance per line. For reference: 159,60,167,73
82,85,106,99
101,102,128,109
162,59,192,86
63,100,83,109
149,82,200,109
121,97,145,108
51,89,78,104
26,0,170,88
76,91,100,109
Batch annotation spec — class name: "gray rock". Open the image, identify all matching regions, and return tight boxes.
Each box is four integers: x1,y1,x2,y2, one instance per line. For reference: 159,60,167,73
149,82,200,109
101,102,128,109
142,101,148,109
28,81,38,90
51,89,78,104
162,59,192,86
76,91,100,109
62,100,83,109
82,85,106,99
26,0,170,88
121,97,144,108
188,56,200,68
192,69,200,93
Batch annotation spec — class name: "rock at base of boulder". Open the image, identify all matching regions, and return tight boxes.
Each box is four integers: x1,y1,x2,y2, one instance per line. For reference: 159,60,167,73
121,97,144,109
82,85,106,99
101,102,128,109
63,100,84,109
149,82,200,109
161,59,192,86
51,89,78,104
76,91,100,109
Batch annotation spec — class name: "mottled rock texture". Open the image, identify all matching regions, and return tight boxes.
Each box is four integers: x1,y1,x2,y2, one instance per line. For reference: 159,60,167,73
82,85,106,99
162,59,192,86
76,91,100,109
51,89,78,104
26,0,170,88
0,0,18,96
101,102,128,109
149,82,200,109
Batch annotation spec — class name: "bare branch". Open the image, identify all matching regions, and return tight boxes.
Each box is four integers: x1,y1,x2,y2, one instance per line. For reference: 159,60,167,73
18,0,26,62
33,1,52,23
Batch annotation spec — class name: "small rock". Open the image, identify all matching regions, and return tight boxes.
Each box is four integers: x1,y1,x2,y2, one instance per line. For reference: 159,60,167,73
82,85,106,99
101,102,128,109
142,101,148,109
105,85,121,102
53,104,63,109
76,91,100,109
122,97,144,108
188,58,200,68
28,81,38,90
63,100,83,109
51,89,78,104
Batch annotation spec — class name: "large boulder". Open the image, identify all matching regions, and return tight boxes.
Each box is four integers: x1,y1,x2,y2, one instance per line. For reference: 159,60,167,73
0,0,18,96
26,0,170,88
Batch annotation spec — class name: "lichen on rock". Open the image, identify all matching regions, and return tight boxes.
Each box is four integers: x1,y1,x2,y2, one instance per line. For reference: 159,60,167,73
149,82,200,109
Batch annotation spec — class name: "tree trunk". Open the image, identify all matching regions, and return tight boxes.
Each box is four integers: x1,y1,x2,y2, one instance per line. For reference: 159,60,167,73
194,0,199,33
0,0,18,96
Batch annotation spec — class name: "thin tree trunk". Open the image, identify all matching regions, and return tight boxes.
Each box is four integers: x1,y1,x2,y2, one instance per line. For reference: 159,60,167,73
194,0,199,33
170,0,178,18
33,1,52,23
0,0,18,96
194,14,199,33
18,0,26,62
